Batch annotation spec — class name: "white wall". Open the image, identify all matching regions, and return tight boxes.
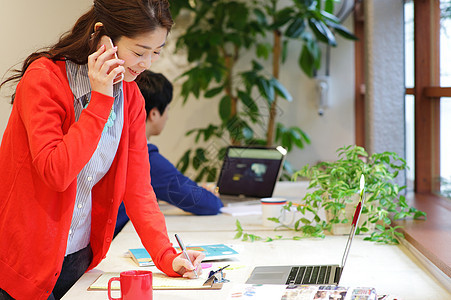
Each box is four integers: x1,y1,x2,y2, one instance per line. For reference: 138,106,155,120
0,0,94,133
0,1,356,180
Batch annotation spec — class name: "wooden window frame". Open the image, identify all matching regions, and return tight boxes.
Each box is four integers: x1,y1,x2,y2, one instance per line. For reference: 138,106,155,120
354,0,451,277
413,0,442,193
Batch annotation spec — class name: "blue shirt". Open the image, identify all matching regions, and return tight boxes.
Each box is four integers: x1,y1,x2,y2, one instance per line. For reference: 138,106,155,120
115,144,223,236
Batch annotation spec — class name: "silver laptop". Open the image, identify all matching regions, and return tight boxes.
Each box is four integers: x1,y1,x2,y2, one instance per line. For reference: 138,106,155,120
216,146,286,204
246,175,366,286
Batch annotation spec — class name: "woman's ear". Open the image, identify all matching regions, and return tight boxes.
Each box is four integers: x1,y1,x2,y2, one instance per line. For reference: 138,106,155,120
94,22,103,32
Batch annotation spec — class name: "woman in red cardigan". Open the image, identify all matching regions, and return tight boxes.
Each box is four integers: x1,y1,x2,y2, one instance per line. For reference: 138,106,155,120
0,1,204,299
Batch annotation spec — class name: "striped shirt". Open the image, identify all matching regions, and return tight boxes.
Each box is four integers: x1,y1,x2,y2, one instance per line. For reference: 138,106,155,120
65,61,124,255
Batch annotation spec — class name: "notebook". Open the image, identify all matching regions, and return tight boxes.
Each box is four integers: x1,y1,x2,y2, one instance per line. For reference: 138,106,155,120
128,244,239,267
246,175,366,286
216,146,286,204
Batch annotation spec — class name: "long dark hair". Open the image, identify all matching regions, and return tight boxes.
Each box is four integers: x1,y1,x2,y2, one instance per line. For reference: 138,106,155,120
0,0,173,103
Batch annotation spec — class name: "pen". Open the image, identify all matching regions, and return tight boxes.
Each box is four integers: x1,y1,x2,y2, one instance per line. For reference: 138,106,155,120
175,234,198,278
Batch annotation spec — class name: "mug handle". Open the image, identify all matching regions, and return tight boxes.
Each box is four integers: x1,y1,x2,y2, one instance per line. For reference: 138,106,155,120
280,207,295,226
108,277,121,300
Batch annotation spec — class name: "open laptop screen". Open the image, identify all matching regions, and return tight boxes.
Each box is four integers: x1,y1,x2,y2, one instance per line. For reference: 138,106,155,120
217,146,286,198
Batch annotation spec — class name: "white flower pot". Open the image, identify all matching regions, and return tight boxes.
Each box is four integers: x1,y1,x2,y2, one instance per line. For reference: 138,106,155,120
325,193,374,235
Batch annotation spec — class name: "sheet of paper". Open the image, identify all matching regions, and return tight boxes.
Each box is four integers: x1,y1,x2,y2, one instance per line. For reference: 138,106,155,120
220,204,262,216
226,284,286,299
226,285,378,300
152,273,208,289
89,272,209,290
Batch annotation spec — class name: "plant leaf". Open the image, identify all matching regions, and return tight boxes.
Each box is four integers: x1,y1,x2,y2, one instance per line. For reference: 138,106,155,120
257,77,275,104
270,78,293,101
299,45,315,77
326,20,359,41
176,149,191,174
205,86,224,98
285,18,306,38
308,18,337,46
238,90,259,113
219,95,232,121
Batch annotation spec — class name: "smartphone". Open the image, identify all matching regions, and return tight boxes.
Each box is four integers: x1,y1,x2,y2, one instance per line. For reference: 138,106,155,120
99,35,124,84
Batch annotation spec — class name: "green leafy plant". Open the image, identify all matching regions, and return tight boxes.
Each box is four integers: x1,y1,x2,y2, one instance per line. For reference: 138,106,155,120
234,219,307,242
292,145,427,244
170,0,356,181
234,145,427,245
234,201,327,242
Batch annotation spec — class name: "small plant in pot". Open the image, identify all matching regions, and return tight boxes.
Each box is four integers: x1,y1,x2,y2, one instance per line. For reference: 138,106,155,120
291,145,427,244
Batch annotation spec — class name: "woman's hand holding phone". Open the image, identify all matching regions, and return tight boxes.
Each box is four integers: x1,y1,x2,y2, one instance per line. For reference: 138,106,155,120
101,35,125,85
88,36,125,97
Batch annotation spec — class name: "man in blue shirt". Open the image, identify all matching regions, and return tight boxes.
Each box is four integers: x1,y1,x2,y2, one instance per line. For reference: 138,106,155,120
115,71,223,237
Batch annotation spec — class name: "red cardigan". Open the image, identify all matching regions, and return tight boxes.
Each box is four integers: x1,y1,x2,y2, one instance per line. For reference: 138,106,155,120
0,58,179,299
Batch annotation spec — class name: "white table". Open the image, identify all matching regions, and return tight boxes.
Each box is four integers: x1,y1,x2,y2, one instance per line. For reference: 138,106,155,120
62,182,451,299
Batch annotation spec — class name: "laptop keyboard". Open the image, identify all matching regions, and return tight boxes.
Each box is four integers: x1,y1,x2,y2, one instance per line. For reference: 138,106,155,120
285,266,332,285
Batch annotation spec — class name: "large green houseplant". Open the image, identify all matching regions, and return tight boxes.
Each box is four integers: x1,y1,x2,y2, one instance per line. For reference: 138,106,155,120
169,0,357,181
235,145,427,244
292,145,427,244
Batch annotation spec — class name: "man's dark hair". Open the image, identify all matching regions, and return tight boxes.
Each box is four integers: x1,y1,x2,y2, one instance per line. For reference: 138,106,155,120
135,70,173,118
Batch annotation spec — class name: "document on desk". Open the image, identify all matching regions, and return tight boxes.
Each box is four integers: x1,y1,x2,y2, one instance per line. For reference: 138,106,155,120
89,272,219,290
220,204,262,216
226,285,378,300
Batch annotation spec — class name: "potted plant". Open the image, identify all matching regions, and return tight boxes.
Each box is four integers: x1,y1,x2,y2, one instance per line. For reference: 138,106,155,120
234,145,427,244
290,145,427,244
169,0,356,181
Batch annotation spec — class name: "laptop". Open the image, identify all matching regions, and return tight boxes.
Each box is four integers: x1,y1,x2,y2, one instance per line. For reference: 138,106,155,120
216,146,287,204
246,175,366,286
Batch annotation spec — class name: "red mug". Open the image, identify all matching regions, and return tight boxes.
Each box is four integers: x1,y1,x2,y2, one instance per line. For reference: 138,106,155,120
108,270,153,300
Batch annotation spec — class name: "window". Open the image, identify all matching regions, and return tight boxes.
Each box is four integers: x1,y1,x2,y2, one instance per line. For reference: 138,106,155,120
401,0,451,277
353,0,450,276
405,0,451,196
440,0,451,197
404,1,415,192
